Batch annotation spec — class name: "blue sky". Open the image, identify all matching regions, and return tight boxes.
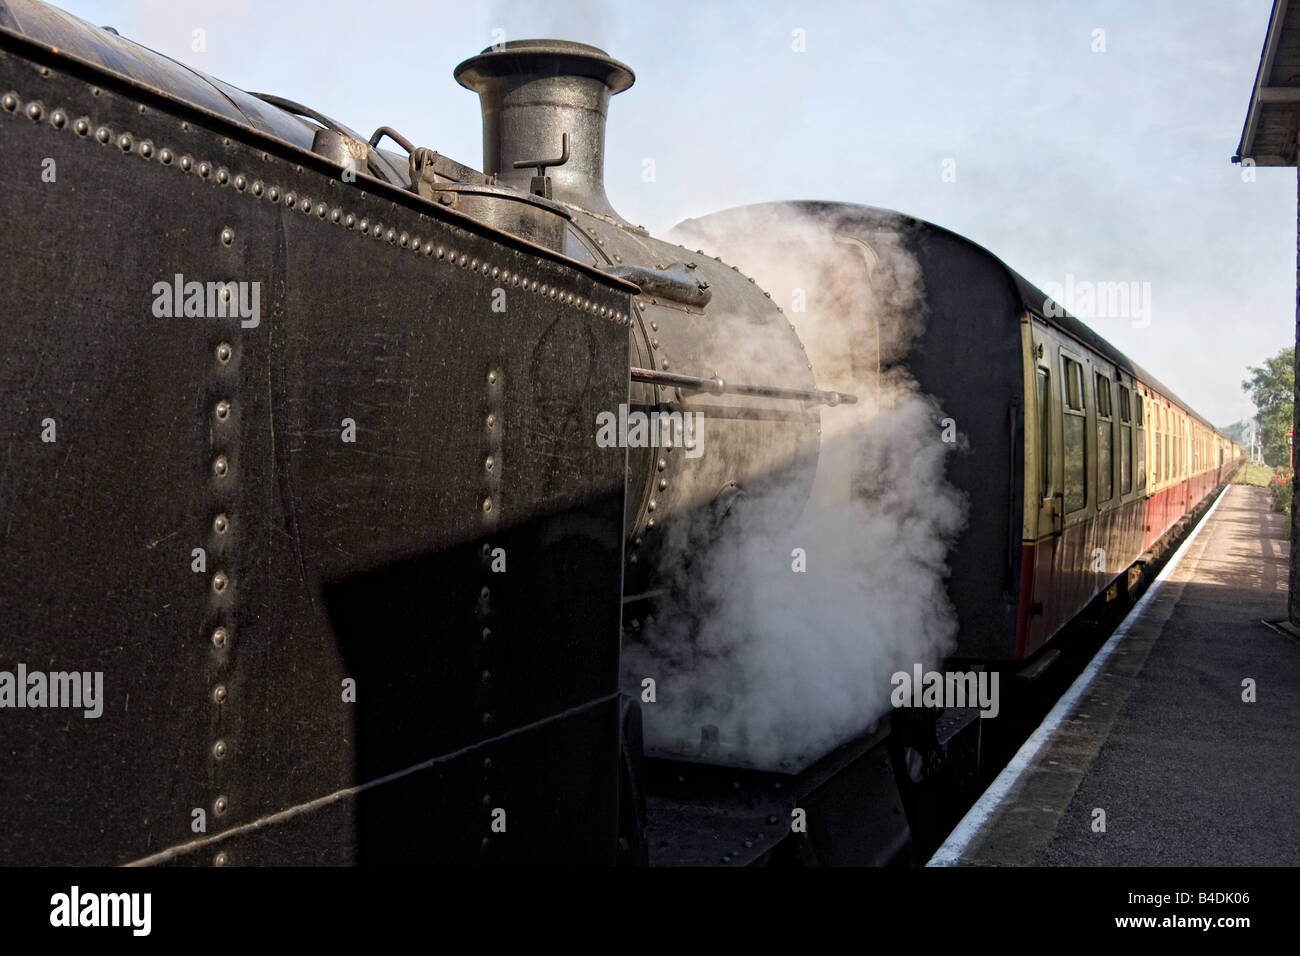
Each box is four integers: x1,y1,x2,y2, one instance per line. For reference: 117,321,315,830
51,0,1292,425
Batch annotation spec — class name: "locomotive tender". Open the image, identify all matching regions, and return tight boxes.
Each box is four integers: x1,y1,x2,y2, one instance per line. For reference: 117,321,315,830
0,0,1240,866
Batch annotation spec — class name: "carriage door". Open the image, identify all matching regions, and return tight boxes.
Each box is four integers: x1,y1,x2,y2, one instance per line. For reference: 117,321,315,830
1035,355,1062,538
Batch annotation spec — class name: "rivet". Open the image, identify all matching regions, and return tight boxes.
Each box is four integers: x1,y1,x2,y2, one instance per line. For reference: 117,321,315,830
481,627,491,641
316,202,327,218
650,321,658,332
212,740,227,759
481,670,491,684
481,712,492,727
657,459,666,471
25,101,42,121
481,837,490,850
331,208,341,222
647,518,656,528
483,757,493,770
480,586,491,601
659,478,667,490
492,267,500,278
214,796,228,815
214,852,228,867
345,213,355,228
213,455,229,477
400,232,410,247
486,414,496,428
651,339,659,348
213,685,228,704
217,167,228,184
487,371,497,385
285,192,296,206
74,117,89,135
234,174,246,190
373,223,383,238
269,187,279,202
460,254,468,266
215,400,231,421
138,141,152,158
96,126,111,144
387,228,396,242
216,342,232,364
198,161,211,178
539,284,548,296
212,626,228,648
300,197,311,212
485,456,494,472
220,227,234,246
482,497,493,513
252,180,263,196
0,93,16,111
436,247,445,259
358,217,368,231
50,110,66,129
648,500,657,512
212,571,229,593
213,514,229,534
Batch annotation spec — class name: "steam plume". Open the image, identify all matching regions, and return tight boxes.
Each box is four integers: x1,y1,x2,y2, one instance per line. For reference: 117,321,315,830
622,204,968,773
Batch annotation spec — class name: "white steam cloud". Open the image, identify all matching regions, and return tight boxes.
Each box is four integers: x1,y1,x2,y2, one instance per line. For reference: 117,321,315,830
622,204,968,773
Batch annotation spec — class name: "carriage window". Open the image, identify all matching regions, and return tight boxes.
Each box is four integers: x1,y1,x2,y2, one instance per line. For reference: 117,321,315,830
1096,373,1113,501
1152,405,1160,483
1119,386,1133,495
1135,393,1146,491
1062,356,1086,512
1065,359,1084,411
1037,369,1051,498
1164,408,1175,481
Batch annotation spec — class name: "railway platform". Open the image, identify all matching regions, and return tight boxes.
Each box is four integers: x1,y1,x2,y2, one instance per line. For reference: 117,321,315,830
931,483,1300,866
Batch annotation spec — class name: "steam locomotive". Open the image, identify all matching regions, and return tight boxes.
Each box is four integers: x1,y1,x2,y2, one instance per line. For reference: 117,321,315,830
0,0,1240,866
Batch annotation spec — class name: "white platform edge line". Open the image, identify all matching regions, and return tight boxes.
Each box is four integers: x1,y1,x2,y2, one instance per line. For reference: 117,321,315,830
925,484,1232,866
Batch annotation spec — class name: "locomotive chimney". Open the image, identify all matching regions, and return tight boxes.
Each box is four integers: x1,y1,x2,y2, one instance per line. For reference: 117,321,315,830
454,40,634,221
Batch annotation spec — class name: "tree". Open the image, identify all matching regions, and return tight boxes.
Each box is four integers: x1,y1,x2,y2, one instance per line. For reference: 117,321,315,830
1242,346,1295,467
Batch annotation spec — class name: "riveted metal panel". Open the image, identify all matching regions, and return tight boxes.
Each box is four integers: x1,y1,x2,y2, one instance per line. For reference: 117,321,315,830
0,38,629,865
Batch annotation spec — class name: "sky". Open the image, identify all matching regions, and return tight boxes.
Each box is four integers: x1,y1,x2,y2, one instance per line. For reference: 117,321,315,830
44,0,1294,426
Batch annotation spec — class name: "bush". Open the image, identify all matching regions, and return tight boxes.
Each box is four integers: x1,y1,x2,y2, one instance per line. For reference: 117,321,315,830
1268,467,1293,515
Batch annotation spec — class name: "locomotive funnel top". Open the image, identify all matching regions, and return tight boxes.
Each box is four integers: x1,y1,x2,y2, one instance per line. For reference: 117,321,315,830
455,39,635,220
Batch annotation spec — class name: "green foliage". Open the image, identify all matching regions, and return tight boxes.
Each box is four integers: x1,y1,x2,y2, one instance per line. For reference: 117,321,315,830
1270,467,1294,515
1241,346,1295,468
